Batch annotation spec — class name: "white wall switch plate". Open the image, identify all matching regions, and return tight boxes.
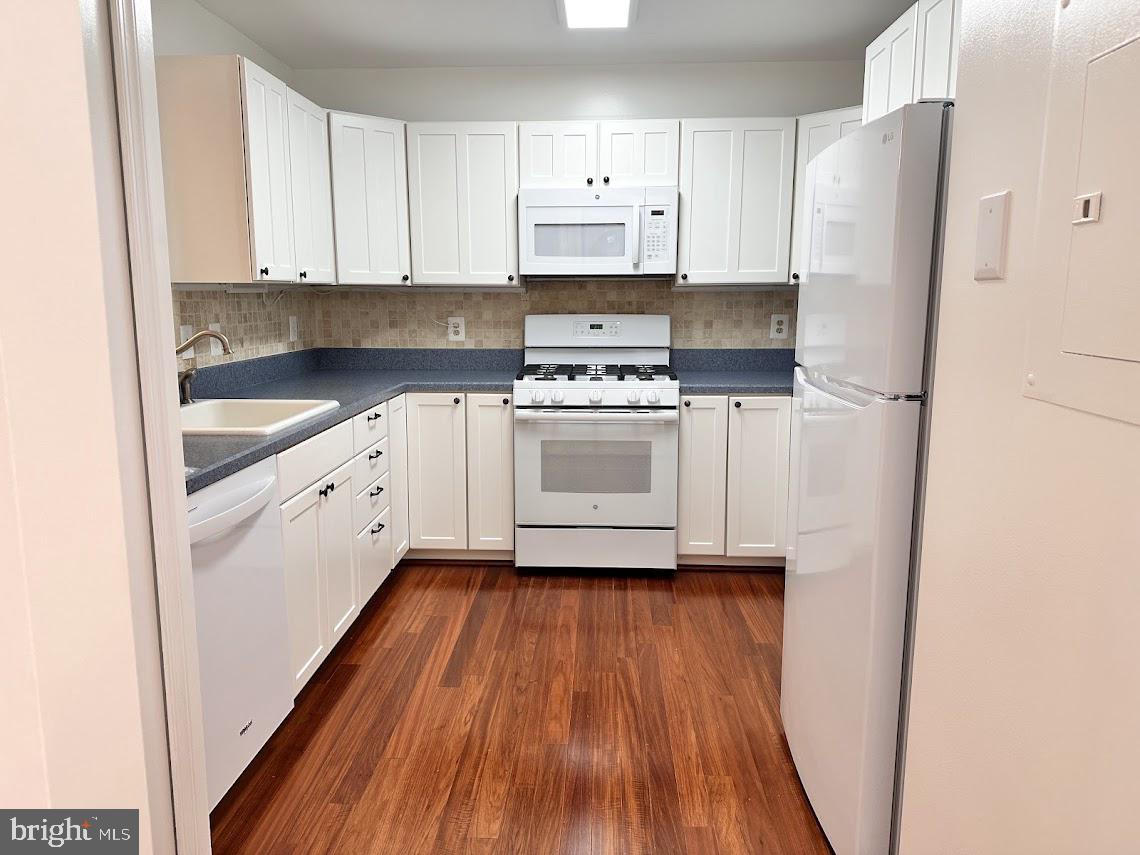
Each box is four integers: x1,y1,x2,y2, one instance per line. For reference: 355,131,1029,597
975,190,1011,281
288,316,299,343
208,322,224,355
179,325,194,355
770,313,790,340
447,316,465,342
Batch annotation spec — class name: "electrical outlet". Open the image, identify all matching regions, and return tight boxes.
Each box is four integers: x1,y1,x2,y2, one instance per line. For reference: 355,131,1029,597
289,316,299,343
770,314,790,340
208,322,224,355
447,316,465,342
179,325,194,355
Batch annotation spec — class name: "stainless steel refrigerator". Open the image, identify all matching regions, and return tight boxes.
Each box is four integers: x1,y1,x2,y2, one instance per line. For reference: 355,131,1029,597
782,101,952,855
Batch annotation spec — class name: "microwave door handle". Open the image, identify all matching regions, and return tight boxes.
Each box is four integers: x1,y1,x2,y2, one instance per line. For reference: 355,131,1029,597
630,205,641,266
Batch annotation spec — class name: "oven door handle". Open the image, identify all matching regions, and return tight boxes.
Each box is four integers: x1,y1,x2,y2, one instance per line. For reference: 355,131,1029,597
514,409,679,425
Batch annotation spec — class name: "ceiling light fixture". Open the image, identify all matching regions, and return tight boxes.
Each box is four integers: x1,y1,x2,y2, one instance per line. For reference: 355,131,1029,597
558,0,636,29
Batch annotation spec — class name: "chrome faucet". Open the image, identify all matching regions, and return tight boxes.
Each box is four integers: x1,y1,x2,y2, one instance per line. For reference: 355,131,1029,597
175,329,233,405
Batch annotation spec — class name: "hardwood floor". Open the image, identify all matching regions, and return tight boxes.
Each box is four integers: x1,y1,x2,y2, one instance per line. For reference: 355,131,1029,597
211,563,831,854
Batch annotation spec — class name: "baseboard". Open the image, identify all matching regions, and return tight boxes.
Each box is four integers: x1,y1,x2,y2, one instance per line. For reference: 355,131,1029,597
403,548,515,562
678,555,785,568
399,549,783,571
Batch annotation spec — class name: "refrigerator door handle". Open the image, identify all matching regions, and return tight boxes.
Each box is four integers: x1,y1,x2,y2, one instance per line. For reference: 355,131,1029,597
795,367,878,410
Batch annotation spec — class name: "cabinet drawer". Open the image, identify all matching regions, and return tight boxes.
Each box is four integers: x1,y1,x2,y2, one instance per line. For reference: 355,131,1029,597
353,403,389,451
353,436,390,487
354,471,391,534
355,506,393,604
276,421,353,502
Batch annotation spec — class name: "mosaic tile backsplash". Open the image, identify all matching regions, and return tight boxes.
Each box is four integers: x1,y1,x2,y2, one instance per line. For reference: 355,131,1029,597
173,280,797,368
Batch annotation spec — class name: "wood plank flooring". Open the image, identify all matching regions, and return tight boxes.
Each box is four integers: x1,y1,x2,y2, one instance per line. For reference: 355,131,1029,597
211,563,831,855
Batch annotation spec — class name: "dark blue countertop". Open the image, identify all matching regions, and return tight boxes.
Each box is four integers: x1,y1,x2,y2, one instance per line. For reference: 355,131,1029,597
184,347,794,494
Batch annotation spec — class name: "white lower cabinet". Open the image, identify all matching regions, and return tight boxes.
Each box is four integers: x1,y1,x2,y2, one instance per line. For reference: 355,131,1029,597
388,394,411,563
677,396,729,555
406,393,468,548
726,396,792,558
355,506,393,603
466,393,514,550
279,458,354,696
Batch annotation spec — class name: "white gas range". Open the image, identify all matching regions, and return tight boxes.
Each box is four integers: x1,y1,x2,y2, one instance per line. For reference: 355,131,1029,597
513,314,679,571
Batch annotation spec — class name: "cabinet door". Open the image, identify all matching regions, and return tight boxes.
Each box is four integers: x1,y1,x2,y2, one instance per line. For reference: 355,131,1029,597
726,396,791,558
598,119,679,187
240,58,296,282
863,3,919,123
466,393,514,550
388,394,411,563
355,507,393,604
280,484,326,695
790,106,863,284
519,121,597,188
329,112,411,285
287,89,335,284
321,461,356,644
677,396,729,555
406,393,468,548
407,122,519,286
677,118,796,285
913,0,961,101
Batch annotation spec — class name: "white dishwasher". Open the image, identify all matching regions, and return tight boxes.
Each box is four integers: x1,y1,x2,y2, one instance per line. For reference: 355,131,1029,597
187,456,293,808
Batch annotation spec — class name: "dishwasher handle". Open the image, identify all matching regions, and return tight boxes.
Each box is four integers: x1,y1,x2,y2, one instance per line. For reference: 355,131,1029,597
187,475,277,545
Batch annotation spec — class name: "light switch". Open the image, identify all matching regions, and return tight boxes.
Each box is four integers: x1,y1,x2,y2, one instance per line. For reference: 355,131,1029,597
974,190,1011,281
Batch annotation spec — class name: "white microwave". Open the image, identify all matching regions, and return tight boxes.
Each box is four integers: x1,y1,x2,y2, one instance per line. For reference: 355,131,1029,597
518,186,677,276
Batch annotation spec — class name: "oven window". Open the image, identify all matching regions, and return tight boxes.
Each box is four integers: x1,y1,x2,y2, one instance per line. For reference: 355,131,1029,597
534,223,626,258
540,440,651,493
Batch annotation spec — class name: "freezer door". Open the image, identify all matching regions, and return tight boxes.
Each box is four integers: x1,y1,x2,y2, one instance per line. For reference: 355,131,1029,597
795,102,946,396
781,367,921,855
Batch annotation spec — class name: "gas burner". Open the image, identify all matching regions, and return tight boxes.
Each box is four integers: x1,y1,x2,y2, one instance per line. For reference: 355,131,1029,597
567,364,621,380
516,363,571,381
619,364,678,381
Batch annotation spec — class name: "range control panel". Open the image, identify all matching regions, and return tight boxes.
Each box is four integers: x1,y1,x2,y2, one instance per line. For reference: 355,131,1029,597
572,320,621,338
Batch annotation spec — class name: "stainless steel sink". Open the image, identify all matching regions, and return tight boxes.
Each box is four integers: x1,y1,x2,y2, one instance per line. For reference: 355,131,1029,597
180,399,338,436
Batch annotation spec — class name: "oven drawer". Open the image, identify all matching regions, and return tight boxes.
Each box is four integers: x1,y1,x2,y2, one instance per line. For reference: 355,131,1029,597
513,408,678,528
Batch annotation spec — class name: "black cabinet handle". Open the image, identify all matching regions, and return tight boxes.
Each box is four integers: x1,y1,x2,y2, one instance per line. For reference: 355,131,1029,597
368,450,384,461
502,397,509,405
734,401,742,408
402,274,409,282
603,176,610,184
791,272,800,281
366,412,383,422
684,400,691,407
453,397,461,405
370,522,385,534
259,266,269,276
507,274,515,282
680,273,688,280
370,485,384,498
319,481,335,497
299,270,308,280
586,177,594,185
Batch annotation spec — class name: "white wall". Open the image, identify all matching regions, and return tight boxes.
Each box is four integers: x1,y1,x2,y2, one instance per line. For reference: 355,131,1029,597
294,61,864,120
0,1,174,850
898,0,1140,852
152,0,294,82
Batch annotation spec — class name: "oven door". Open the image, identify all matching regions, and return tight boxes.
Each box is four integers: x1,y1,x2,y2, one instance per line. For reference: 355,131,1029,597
514,408,678,527
519,189,642,275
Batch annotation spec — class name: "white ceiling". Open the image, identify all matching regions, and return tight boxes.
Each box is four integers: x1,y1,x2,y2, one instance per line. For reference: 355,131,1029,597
195,0,915,69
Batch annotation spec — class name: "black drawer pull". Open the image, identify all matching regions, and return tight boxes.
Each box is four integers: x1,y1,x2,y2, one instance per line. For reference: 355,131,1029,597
319,481,335,497
684,400,691,407
453,397,461,405
369,486,385,498
368,450,384,461
734,401,742,408
370,522,385,535
366,412,383,422
502,397,509,405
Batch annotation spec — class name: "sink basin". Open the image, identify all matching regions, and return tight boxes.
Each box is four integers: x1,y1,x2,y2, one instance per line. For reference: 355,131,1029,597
180,399,339,436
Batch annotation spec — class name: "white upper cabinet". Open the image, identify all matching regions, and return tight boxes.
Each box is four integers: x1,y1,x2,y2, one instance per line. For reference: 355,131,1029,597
328,112,411,286
790,106,862,284
406,122,519,286
287,90,335,284
677,118,796,286
519,121,597,188
598,119,680,187
240,59,297,282
863,0,960,123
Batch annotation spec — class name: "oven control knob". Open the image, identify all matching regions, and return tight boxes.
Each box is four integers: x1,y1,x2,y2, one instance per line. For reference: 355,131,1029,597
646,390,661,404
551,390,564,403
589,390,603,404
530,390,546,404
627,390,641,404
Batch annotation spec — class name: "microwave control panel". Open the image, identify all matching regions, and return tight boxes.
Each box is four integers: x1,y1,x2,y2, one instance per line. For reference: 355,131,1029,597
640,194,677,274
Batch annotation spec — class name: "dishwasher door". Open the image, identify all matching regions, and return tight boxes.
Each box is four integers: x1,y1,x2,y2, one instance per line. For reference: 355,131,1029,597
188,457,293,809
